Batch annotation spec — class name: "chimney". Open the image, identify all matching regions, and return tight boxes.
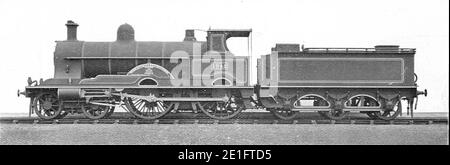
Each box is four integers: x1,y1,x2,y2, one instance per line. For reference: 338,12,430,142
183,29,196,41
65,20,79,41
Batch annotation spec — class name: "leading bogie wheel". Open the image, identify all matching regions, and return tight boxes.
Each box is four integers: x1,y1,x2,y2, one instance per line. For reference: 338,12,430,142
32,92,63,120
81,103,111,120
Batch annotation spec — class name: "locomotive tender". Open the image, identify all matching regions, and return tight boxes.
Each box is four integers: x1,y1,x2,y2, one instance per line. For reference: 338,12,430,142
18,20,427,120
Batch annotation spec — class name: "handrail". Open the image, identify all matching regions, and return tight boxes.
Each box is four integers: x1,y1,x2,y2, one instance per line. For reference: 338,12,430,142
65,57,190,60
303,47,415,53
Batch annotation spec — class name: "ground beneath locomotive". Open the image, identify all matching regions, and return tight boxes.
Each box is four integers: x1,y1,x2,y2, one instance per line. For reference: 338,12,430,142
0,124,447,145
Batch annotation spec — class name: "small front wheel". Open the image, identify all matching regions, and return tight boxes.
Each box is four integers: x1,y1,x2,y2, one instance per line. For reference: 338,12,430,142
81,103,111,120
32,93,62,120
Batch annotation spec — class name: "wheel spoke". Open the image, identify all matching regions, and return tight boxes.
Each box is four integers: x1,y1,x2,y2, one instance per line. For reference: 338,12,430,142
157,102,164,113
135,99,143,106
125,95,171,119
141,103,148,115
137,101,145,112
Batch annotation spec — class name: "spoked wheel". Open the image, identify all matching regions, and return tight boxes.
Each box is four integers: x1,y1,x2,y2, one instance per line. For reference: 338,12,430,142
81,103,112,120
198,100,244,120
125,97,174,119
32,93,63,120
271,108,298,120
323,109,349,120
374,101,401,120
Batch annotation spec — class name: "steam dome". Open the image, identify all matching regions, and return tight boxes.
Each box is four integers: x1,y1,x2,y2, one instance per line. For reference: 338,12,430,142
117,23,135,41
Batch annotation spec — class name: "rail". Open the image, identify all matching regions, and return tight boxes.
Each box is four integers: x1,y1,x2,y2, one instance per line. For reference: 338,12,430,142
1,112,447,125
1,118,447,125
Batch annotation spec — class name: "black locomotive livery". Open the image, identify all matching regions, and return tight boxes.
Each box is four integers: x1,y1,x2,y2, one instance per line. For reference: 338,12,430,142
18,20,427,120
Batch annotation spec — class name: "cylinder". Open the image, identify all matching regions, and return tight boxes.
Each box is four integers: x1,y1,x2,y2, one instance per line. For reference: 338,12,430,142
57,88,81,99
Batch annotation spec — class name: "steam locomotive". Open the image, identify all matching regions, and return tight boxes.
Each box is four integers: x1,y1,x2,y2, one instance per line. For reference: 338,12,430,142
18,20,427,120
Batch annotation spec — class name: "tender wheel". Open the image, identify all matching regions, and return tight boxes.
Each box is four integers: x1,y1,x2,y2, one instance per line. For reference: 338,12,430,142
125,97,174,119
323,109,349,120
81,103,111,120
374,100,401,120
271,108,298,120
32,93,62,120
198,100,244,120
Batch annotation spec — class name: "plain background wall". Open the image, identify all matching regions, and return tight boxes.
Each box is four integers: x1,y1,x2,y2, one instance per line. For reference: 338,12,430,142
0,0,448,113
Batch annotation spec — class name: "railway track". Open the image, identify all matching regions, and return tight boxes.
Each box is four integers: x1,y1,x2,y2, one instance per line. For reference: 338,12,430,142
0,118,447,125
0,112,447,125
